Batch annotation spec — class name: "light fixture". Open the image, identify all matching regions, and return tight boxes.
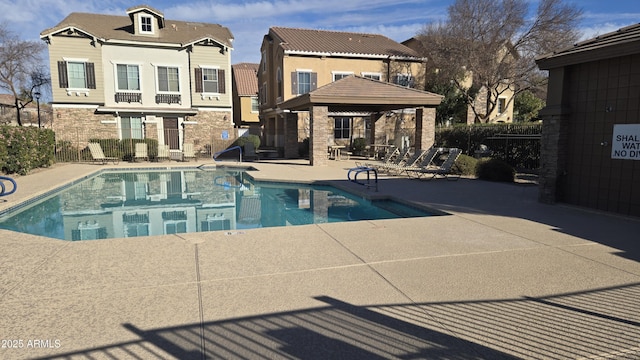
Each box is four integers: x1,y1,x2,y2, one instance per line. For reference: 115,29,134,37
34,91,41,128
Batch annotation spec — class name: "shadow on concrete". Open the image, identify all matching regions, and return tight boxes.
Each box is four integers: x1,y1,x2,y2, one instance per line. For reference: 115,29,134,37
34,284,640,359
327,176,640,264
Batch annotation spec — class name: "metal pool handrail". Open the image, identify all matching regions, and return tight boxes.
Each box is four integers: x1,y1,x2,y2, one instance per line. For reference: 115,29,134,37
347,166,378,192
0,176,17,196
213,146,243,162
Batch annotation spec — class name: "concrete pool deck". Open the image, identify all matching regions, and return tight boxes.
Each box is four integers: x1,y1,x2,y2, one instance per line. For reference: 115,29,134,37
1,159,639,359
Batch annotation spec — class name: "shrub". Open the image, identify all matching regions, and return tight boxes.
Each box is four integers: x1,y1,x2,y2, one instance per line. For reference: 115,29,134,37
351,137,367,154
299,137,309,158
451,154,477,176
0,126,55,175
234,134,260,150
475,158,515,182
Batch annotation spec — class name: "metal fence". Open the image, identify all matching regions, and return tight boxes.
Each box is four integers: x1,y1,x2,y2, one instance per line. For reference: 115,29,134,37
53,129,239,163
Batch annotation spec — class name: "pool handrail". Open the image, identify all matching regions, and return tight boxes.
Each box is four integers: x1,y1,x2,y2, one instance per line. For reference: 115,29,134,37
347,166,378,192
0,175,17,196
213,146,242,162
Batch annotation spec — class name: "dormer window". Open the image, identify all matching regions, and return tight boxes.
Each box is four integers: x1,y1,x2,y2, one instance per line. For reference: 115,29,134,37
140,15,153,34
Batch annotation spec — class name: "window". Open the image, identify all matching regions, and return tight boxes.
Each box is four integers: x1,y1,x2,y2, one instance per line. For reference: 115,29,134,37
117,64,140,91
298,72,311,94
394,74,413,87
140,15,153,33
121,116,143,139
362,72,381,81
334,117,351,139
202,68,219,93
157,66,179,92
194,68,224,94
57,60,96,89
68,62,87,88
261,50,267,72
251,96,259,112
498,98,506,114
333,72,353,81
276,67,282,98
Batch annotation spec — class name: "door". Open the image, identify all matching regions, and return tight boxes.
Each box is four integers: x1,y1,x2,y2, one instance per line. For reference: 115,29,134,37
164,118,179,150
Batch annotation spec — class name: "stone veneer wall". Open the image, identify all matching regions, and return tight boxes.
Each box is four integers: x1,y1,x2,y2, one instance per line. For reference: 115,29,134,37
184,111,236,155
53,108,117,147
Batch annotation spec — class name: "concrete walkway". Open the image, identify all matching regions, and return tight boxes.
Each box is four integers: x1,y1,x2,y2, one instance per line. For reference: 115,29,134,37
1,159,639,359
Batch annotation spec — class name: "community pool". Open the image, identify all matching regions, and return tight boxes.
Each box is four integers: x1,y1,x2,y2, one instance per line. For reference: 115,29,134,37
0,168,435,241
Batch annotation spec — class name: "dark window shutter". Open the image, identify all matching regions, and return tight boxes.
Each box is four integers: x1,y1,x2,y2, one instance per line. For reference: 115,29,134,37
58,61,68,88
86,62,96,89
291,72,298,95
71,229,81,241
310,72,317,91
218,69,225,93
194,68,203,93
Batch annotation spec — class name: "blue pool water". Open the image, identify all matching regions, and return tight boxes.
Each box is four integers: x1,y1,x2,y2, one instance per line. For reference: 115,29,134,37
0,168,434,241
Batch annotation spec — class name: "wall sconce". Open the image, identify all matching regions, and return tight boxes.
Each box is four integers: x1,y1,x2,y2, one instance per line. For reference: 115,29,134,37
223,115,227,121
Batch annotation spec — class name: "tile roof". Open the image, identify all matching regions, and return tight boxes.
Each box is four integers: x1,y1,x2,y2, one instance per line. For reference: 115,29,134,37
536,23,640,69
40,7,233,48
270,27,422,60
232,63,259,96
279,76,442,112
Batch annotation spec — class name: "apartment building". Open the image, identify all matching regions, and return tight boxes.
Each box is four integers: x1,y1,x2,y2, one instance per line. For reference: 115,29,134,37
40,5,234,156
257,27,442,164
231,63,260,129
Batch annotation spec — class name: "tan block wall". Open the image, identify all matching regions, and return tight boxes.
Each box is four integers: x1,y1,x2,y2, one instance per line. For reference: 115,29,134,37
188,111,236,154
53,107,117,146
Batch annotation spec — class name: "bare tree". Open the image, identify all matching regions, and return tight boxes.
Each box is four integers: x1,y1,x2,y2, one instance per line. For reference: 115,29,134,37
417,0,582,123
0,24,50,126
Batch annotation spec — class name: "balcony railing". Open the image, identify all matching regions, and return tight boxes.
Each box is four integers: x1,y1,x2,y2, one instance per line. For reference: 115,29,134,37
155,94,181,104
114,92,142,103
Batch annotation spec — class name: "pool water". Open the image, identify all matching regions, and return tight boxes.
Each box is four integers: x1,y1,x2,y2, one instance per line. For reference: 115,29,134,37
0,169,434,241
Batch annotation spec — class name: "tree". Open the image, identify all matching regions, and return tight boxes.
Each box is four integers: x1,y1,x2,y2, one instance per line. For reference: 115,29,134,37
0,24,50,126
417,0,582,123
514,90,545,122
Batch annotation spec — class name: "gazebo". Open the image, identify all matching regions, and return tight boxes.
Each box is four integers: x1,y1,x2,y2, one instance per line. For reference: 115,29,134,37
276,76,443,165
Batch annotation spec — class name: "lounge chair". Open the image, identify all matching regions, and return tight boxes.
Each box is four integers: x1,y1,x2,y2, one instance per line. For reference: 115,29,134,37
376,149,427,175
397,147,444,176
88,142,119,164
183,143,196,161
355,147,400,168
157,144,170,162
134,143,148,161
406,148,462,180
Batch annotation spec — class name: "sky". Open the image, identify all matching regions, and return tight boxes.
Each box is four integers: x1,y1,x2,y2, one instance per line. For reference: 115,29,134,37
0,0,638,65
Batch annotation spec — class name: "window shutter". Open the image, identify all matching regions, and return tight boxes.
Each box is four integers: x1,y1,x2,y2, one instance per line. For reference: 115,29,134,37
218,69,225,93
86,62,96,89
291,72,298,95
195,68,203,93
310,72,317,91
57,61,68,88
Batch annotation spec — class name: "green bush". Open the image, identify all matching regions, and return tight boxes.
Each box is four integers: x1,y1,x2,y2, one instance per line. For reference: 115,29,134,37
451,154,477,176
234,134,260,150
436,123,541,170
299,137,309,158
351,137,367,154
0,126,55,175
475,158,515,182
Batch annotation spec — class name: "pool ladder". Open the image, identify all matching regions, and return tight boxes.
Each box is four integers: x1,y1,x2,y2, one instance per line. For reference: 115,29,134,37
347,167,378,192
0,176,17,196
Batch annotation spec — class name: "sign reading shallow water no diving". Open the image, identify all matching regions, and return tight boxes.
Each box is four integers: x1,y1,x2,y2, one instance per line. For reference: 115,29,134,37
612,124,640,160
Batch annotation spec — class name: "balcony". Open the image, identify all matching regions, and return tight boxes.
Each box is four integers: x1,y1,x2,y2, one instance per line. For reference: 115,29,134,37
114,92,142,103
155,94,181,104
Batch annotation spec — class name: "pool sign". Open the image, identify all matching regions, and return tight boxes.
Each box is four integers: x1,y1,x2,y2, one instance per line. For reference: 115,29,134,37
612,124,640,160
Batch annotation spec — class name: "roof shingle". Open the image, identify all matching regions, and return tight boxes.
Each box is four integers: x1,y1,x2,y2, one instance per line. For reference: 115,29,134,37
270,27,422,59
40,8,233,48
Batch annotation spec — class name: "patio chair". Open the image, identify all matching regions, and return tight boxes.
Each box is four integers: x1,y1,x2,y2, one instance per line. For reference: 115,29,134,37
376,149,427,175
157,144,170,162
397,147,444,176
183,143,196,161
406,148,462,180
134,143,148,161
88,142,119,165
357,148,406,170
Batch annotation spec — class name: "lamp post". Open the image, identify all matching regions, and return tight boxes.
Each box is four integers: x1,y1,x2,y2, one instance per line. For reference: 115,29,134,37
34,91,41,128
